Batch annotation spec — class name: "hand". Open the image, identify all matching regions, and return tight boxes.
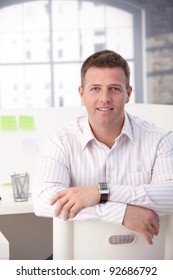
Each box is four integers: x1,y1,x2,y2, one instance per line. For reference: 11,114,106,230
50,186,100,220
122,205,160,245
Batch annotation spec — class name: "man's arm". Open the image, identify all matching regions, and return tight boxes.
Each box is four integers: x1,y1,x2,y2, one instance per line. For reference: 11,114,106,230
122,204,159,245
50,185,100,220
33,181,126,224
33,156,159,245
110,131,173,216
49,185,159,245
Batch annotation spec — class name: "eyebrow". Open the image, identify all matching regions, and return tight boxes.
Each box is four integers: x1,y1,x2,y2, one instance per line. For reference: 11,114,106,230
88,83,123,88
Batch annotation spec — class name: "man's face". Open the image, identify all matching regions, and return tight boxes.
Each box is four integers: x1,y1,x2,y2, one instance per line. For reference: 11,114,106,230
78,66,132,131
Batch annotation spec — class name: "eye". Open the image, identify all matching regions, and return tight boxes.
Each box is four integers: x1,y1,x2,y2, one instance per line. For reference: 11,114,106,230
90,87,100,93
109,86,121,93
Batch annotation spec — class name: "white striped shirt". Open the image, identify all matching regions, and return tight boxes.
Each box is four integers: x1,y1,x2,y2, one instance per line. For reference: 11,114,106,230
32,112,173,224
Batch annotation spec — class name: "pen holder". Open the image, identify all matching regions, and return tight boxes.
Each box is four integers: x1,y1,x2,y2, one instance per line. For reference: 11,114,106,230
11,173,29,202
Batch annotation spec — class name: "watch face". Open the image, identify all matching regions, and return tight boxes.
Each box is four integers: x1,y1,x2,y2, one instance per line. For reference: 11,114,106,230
100,182,108,190
101,185,108,190
99,183,109,203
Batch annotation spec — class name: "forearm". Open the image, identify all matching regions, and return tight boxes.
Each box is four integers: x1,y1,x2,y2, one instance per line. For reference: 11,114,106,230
32,183,99,220
33,183,126,224
109,181,173,216
58,202,126,224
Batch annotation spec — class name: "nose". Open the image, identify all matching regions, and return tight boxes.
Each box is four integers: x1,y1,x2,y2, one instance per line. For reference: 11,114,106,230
100,89,111,103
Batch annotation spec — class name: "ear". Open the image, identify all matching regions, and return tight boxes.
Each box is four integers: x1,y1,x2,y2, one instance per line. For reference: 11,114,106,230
78,86,85,104
125,86,132,104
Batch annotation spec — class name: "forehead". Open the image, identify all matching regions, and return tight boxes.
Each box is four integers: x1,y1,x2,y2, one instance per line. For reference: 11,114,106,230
84,66,126,85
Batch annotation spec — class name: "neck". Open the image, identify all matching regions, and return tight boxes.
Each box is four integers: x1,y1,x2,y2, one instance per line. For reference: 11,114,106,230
90,118,125,149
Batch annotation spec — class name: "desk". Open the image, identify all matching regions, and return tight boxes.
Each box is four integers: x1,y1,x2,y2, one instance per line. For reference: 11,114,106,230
0,185,52,260
0,185,33,215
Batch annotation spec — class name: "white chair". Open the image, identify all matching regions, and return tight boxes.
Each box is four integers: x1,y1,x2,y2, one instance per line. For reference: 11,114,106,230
53,217,171,260
165,216,173,259
53,104,173,260
0,232,9,260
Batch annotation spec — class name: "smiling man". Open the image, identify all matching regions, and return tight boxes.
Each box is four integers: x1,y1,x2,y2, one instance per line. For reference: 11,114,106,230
33,50,173,245
78,65,131,148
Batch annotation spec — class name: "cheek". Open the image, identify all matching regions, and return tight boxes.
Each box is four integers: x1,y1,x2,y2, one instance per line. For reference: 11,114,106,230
84,99,93,109
118,93,130,104
82,94,95,105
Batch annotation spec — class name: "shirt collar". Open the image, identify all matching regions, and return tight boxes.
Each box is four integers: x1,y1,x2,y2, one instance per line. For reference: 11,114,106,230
81,112,135,149
120,112,135,144
81,117,95,149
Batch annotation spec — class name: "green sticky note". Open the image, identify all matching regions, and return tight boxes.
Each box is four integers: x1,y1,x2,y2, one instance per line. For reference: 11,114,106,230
0,116,17,130
19,115,35,130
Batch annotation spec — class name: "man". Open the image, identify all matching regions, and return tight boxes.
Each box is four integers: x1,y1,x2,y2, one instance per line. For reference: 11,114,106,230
33,50,173,245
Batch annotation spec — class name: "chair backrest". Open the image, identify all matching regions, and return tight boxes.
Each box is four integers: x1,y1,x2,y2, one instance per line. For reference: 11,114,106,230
0,232,9,260
53,217,168,260
52,104,173,260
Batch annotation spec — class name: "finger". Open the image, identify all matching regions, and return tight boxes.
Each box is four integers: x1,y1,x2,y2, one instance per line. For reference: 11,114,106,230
151,219,160,236
145,219,159,245
69,203,82,219
152,212,159,222
144,230,154,245
54,196,69,217
50,190,67,205
63,200,75,220
148,224,157,239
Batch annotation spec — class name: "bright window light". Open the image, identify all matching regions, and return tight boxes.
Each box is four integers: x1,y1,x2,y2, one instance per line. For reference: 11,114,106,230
0,0,136,108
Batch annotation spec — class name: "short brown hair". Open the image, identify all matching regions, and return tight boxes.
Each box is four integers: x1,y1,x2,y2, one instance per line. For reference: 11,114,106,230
80,50,130,89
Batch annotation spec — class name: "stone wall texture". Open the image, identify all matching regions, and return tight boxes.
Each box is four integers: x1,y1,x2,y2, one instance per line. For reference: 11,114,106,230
130,0,173,104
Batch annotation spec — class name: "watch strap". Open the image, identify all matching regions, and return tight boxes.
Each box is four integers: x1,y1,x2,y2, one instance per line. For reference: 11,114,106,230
100,193,108,204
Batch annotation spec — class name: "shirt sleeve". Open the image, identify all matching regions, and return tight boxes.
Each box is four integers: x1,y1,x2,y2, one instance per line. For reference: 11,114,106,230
32,137,127,224
109,132,173,216
33,183,126,225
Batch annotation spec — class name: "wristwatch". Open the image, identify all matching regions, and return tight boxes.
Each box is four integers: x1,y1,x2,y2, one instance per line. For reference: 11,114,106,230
98,182,109,203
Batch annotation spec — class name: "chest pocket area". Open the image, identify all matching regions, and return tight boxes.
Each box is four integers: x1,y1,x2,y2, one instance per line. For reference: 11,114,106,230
126,171,151,185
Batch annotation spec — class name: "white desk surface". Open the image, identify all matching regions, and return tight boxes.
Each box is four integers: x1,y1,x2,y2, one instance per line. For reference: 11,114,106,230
0,185,33,215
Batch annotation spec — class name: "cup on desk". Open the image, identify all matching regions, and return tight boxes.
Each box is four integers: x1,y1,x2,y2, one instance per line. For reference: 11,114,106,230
11,173,29,202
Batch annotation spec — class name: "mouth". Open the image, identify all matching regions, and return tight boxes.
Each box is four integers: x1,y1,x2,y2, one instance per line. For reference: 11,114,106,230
96,107,114,111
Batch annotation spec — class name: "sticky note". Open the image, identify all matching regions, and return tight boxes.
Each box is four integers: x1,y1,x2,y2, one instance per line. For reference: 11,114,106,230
19,115,35,130
0,116,17,130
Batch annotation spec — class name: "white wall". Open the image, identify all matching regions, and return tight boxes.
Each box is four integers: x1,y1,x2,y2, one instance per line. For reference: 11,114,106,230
0,106,86,185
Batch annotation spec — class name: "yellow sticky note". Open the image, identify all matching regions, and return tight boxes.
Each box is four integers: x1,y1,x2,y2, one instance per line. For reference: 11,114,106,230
0,116,17,130
19,115,35,130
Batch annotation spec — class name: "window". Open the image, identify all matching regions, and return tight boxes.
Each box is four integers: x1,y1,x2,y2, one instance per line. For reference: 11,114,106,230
0,0,144,108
